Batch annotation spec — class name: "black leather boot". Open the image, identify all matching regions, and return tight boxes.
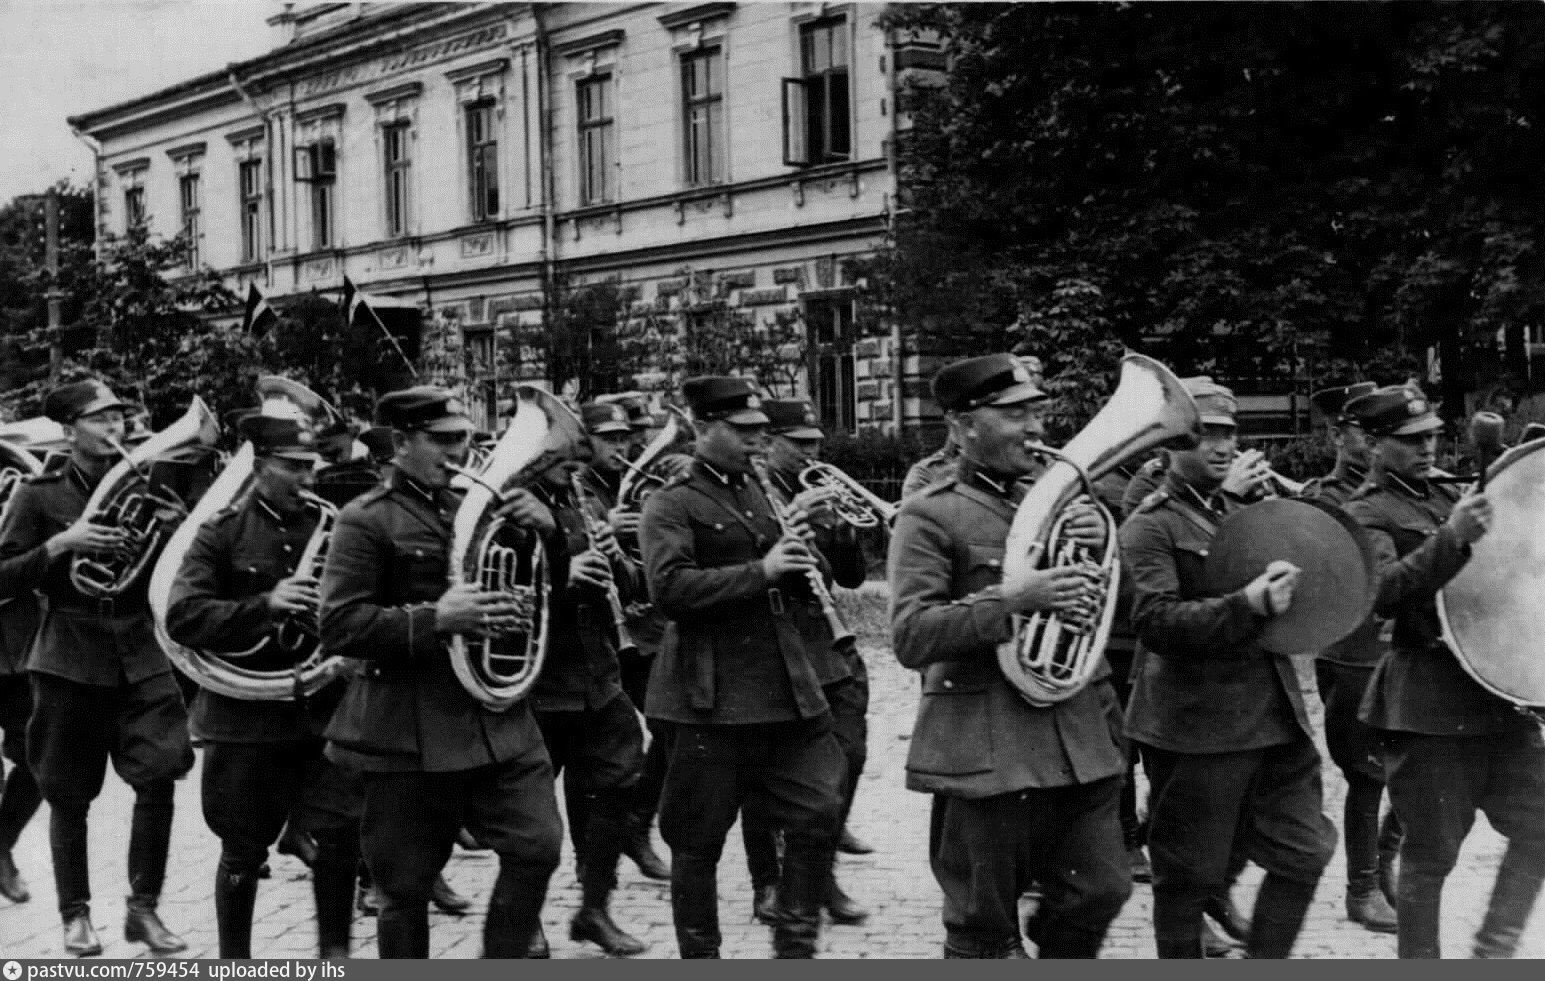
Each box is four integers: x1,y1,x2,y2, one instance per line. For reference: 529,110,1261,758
49,801,92,924
311,832,358,959
483,859,553,959
377,901,430,959
1204,889,1250,944
753,882,782,924
771,845,827,959
125,894,188,954
214,866,261,958
1378,810,1403,907
571,797,647,956
1247,875,1318,959
277,825,319,868
825,873,868,925
671,853,722,958
623,821,671,881
1397,896,1442,959
431,874,472,915
1153,886,1211,959
1471,852,1545,958
0,850,29,903
63,913,102,957
127,782,175,905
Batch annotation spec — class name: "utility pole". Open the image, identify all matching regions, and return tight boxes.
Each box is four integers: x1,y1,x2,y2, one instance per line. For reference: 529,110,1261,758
44,187,63,381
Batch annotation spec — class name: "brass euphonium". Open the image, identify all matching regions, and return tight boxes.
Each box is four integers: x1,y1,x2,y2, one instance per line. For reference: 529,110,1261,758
446,385,587,712
997,354,1201,706
71,396,222,599
617,403,692,511
797,461,898,528
148,378,349,700
0,439,44,533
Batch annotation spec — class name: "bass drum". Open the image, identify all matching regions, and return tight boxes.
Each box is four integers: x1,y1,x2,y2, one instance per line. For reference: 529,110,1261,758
1437,437,1545,712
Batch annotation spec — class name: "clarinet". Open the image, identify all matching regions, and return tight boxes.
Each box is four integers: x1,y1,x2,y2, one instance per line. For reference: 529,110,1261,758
569,473,640,659
751,458,856,650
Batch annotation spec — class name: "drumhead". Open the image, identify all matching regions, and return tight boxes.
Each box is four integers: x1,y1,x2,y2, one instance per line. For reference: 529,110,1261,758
1438,439,1545,708
1202,498,1378,657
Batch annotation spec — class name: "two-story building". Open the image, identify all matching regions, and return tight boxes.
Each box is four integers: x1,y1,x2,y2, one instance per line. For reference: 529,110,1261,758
68,1,946,433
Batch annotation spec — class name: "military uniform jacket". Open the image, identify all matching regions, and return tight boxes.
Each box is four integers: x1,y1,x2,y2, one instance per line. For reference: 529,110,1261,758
888,460,1126,799
0,597,39,677
1301,463,1389,668
165,491,342,743
1343,471,1531,736
1118,472,1311,754
580,466,666,659
528,481,634,714
0,463,170,687
318,470,545,773
767,464,861,687
639,458,830,725
902,444,960,499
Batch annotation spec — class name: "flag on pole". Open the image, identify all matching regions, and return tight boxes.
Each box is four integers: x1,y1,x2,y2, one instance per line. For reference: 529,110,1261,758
342,275,418,379
241,282,278,334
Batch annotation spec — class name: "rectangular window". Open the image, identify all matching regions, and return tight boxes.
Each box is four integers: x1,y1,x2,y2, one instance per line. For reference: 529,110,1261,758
123,185,145,230
466,103,499,221
311,180,335,250
178,173,201,267
784,17,851,166
383,123,411,237
681,48,725,187
239,160,263,262
807,297,857,433
577,77,615,205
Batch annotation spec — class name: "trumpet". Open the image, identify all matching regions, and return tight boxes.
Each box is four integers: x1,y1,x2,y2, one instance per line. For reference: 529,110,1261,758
751,457,855,650
1233,448,1306,498
798,461,897,529
570,472,639,659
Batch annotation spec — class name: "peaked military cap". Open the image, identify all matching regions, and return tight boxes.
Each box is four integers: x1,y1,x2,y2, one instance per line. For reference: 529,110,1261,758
932,353,1046,412
375,386,474,434
358,425,395,462
240,414,320,462
1182,376,1237,426
44,380,132,424
765,398,823,439
1344,384,1443,437
681,376,769,425
1310,381,1379,423
581,401,633,435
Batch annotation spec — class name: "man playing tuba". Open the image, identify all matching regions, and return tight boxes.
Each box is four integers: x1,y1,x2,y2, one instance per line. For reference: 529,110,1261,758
888,354,1131,958
0,380,194,957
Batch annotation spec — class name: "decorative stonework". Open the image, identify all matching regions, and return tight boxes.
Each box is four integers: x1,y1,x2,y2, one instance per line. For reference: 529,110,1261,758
302,257,334,281
740,287,787,306
460,232,496,259
773,266,805,286
379,246,410,270
719,270,756,290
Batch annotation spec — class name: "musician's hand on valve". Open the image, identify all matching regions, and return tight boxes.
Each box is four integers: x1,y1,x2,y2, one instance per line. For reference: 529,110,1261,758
606,505,640,538
46,518,127,560
495,488,555,537
268,575,320,616
1446,493,1493,545
1244,560,1301,617
1001,565,1101,616
568,549,614,591
761,535,820,580
435,583,521,637
783,507,817,544
791,486,839,526
1060,498,1108,552
1223,449,1272,498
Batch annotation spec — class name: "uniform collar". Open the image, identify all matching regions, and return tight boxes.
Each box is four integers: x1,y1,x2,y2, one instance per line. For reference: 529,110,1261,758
1378,468,1431,499
1165,470,1226,517
955,458,1018,499
393,469,458,512
252,493,302,526
695,457,747,489
1331,460,1368,488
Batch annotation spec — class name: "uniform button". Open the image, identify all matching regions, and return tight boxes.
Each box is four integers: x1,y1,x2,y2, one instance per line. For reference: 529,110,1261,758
1199,549,1208,556
247,565,258,574
942,679,954,690
745,510,754,518
282,544,293,553
989,559,1001,568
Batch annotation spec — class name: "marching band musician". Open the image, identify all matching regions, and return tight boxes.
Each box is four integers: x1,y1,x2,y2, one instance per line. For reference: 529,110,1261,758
1299,382,1402,934
742,398,870,928
1341,385,1545,959
889,354,1131,959
523,409,650,958
318,386,563,958
639,376,846,959
0,380,195,956
573,401,671,884
164,414,361,958
1119,376,1336,959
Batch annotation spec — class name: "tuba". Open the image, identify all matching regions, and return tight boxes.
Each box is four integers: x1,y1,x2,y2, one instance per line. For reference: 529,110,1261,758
617,403,692,511
446,385,587,712
0,439,44,533
997,354,1201,706
70,397,222,599
148,378,350,700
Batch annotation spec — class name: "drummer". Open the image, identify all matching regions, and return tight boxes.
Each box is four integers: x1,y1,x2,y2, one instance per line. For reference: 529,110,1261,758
1118,377,1335,959
1341,385,1544,959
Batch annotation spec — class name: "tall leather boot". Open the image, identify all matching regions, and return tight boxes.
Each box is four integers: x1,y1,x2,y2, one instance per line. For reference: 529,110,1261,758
671,853,722,958
483,858,553,959
311,830,359,959
1471,849,1545,959
213,865,261,959
771,842,829,959
1396,894,1442,959
0,756,42,883
1247,874,1317,959
1153,886,1211,959
49,800,92,922
570,794,646,956
125,781,185,954
377,900,429,959
1378,811,1403,908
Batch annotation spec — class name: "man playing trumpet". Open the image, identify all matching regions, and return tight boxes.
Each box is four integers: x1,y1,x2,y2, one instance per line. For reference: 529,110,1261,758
889,354,1131,958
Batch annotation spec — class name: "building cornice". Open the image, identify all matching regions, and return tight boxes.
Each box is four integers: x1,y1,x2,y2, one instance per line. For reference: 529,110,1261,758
553,29,626,58
657,3,737,31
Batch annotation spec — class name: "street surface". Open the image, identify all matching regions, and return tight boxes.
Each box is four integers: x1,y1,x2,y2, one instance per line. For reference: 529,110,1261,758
3,583,1540,958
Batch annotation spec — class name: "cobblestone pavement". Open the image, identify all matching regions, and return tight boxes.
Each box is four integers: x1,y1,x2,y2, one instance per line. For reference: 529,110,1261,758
3,583,1541,959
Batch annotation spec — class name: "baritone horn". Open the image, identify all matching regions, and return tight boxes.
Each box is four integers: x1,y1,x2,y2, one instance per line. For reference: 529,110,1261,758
798,461,897,528
997,354,1202,706
446,385,587,712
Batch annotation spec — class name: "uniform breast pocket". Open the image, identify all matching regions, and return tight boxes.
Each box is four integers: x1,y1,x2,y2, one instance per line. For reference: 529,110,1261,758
961,543,1005,595
228,550,282,594
393,542,449,604
1172,539,1211,596
908,676,995,777
687,515,752,556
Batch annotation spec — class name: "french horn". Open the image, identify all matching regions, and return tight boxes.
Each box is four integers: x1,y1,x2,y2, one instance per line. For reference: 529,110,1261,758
148,378,350,700
70,396,222,599
997,354,1202,706
446,385,586,712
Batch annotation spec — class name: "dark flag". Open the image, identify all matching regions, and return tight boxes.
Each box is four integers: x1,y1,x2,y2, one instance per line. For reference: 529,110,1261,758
242,282,277,334
341,275,418,378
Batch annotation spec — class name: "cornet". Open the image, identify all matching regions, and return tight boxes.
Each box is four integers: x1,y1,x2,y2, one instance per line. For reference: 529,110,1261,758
797,461,897,528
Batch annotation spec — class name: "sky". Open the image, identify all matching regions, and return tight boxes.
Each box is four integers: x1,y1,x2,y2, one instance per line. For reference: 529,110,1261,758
0,0,274,202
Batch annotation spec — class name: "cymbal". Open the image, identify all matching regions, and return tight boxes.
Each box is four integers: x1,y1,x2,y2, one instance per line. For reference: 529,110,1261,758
1201,498,1377,657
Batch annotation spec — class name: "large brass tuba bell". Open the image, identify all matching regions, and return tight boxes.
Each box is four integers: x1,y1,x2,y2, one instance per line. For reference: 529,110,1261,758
997,354,1201,706
148,378,350,700
446,385,587,712
69,396,222,600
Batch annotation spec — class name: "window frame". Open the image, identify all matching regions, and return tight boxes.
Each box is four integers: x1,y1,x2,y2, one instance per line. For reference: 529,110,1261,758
465,101,500,222
238,159,264,263
784,15,853,167
680,46,726,188
177,172,201,267
576,74,616,206
382,122,413,239
123,185,146,231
